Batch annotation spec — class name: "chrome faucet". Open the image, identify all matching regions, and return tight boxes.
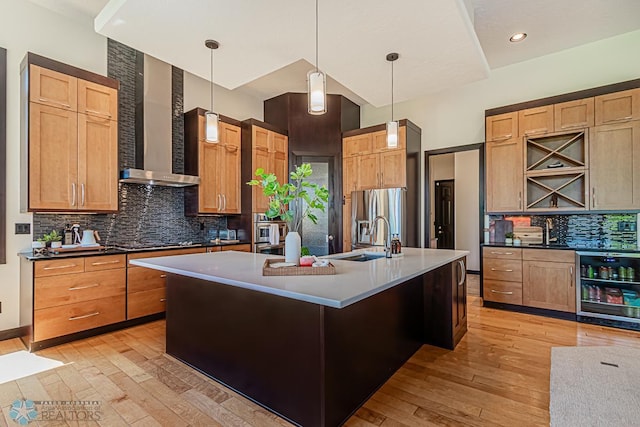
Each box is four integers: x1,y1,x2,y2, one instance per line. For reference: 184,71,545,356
371,215,392,258
545,218,557,245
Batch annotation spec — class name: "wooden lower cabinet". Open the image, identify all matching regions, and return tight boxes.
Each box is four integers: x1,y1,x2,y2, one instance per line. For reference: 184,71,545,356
128,288,166,320
221,244,251,252
31,254,126,344
522,249,576,313
483,279,523,305
482,247,523,305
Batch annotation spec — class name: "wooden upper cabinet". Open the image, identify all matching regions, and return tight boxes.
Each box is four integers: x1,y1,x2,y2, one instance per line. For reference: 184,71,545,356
30,65,77,111
77,114,118,211
595,88,640,126
343,133,372,157
357,154,379,190
518,106,554,136
199,118,224,214
589,121,640,210
554,98,594,131
342,156,358,197
380,150,406,188
219,122,242,214
78,79,118,120
29,104,78,210
485,137,523,213
250,124,288,214
486,112,517,142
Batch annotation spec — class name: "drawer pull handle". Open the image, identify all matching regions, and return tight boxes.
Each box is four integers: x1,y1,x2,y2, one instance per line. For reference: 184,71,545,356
91,260,120,266
491,134,512,142
160,298,167,302
608,116,632,122
160,274,167,278
38,97,71,108
490,251,513,255
43,263,77,270
490,290,514,295
490,268,514,272
85,109,112,118
69,283,99,291
69,312,100,321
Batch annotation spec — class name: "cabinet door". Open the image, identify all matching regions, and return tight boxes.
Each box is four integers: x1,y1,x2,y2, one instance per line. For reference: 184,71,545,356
78,114,118,211
30,65,77,111
29,103,78,210
522,261,575,312
220,122,241,214
343,133,372,157
77,79,118,119
486,112,517,142
518,106,554,136
589,121,640,210
357,154,379,190
200,136,223,213
343,156,358,197
486,138,523,212
271,132,289,193
343,197,352,252
380,149,406,188
595,88,640,126
372,129,406,152
252,126,271,213
554,98,594,131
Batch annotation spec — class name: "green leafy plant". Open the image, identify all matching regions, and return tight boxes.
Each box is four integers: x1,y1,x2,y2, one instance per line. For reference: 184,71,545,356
247,163,329,233
38,230,62,244
504,232,514,239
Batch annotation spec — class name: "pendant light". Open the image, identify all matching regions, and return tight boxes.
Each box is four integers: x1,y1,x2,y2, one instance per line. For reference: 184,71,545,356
386,52,399,148
307,0,326,115
205,39,219,143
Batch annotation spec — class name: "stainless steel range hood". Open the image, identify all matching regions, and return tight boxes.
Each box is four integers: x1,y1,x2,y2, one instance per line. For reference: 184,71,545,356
120,54,199,187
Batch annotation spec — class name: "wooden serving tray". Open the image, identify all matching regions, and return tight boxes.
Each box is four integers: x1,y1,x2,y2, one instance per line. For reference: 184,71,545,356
262,258,336,276
47,245,106,254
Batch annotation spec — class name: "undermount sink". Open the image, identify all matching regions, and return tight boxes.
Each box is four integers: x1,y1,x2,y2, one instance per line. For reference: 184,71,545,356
338,253,387,262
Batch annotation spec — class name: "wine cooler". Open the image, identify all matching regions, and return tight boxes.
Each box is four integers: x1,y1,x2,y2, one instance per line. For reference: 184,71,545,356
577,251,640,328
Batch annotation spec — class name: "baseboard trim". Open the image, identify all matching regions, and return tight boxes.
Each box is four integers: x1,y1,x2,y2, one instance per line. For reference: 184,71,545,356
467,270,480,275
483,301,576,321
0,326,29,342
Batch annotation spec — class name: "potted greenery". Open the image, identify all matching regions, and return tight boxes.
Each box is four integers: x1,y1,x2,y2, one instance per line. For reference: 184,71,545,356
504,232,514,245
38,230,63,248
248,163,329,265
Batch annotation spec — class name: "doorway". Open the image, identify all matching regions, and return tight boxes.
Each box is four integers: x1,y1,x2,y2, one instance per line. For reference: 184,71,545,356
293,155,338,255
435,180,455,249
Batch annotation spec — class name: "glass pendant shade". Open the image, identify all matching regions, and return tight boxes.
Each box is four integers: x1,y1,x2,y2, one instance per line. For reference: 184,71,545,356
205,111,219,143
307,70,326,115
386,120,399,148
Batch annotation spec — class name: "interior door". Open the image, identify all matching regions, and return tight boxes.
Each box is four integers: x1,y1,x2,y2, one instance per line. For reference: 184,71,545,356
435,180,455,249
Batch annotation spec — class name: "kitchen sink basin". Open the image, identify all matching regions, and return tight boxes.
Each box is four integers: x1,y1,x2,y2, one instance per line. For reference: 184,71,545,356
338,253,387,262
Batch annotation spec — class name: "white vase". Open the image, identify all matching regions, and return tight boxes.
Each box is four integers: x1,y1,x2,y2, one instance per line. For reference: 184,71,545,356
285,231,301,265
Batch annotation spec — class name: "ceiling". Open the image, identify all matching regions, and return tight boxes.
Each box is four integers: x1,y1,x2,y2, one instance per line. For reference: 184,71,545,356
28,0,640,107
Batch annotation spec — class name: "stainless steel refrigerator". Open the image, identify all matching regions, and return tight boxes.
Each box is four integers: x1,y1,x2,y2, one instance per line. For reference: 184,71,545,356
351,188,413,250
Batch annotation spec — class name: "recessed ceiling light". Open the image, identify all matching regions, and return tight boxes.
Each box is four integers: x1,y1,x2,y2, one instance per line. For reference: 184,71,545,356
509,33,527,43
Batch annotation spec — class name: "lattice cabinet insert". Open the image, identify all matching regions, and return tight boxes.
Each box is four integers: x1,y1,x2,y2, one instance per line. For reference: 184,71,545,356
524,130,588,211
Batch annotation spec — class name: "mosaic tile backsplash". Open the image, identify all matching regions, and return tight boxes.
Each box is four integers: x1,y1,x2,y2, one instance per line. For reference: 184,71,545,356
33,40,227,246
489,213,638,249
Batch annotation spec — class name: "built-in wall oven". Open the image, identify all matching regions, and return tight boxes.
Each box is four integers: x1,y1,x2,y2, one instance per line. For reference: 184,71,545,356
253,213,287,254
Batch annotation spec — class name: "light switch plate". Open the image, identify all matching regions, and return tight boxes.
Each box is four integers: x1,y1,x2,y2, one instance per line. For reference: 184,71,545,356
15,223,30,234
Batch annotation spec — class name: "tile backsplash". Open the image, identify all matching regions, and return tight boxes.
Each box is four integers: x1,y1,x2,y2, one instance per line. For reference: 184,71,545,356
489,213,638,249
32,39,226,246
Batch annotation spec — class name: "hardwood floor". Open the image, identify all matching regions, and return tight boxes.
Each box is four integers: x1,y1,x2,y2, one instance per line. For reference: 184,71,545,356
2,290,640,426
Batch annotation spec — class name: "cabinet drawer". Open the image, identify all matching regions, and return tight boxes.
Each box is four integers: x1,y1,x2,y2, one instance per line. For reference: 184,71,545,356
84,254,126,271
128,288,166,319
127,248,205,266
34,295,125,342
523,249,575,263
127,267,167,293
221,244,251,252
35,258,85,277
35,269,125,310
483,247,522,260
483,280,523,305
483,258,522,282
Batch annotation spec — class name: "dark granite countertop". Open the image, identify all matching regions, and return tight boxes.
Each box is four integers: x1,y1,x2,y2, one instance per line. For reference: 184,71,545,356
482,242,639,253
18,240,252,261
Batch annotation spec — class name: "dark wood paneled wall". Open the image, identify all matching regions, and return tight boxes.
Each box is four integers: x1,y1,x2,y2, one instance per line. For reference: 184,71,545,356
0,47,6,264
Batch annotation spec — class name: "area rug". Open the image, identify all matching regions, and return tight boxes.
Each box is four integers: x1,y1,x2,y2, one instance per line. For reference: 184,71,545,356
0,351,64,384
550,346,640,426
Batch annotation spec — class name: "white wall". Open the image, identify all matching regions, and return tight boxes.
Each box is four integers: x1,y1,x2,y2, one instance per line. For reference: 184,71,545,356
454,150,479,271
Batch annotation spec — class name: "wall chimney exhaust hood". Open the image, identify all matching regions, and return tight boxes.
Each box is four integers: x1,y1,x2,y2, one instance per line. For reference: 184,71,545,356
120,54,200,187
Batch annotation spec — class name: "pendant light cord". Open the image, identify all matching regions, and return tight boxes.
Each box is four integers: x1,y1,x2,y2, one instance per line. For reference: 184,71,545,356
391,58,394,122
315,0,319,72
210,47,214,112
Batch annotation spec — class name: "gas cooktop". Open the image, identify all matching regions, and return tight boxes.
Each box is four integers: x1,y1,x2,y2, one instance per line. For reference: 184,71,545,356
112,241,204,251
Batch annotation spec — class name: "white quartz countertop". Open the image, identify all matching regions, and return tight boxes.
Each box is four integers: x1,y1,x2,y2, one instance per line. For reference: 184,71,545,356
130,247,469,308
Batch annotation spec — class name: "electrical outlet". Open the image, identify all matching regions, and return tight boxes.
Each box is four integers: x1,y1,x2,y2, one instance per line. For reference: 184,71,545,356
15,223,30,234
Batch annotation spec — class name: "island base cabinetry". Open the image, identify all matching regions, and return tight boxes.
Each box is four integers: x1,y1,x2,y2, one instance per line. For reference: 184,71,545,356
165,258,466,427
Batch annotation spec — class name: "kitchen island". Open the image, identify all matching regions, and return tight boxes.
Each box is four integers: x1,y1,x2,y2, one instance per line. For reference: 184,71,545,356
131,248,468,427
